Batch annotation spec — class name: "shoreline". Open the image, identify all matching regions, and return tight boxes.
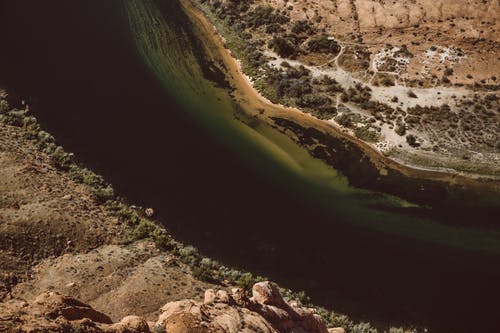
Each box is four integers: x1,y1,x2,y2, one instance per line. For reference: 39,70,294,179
181,0,500,191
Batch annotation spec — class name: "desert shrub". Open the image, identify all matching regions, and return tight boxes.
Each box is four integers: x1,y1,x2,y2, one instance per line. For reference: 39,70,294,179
336,113,354,127
150,228,176,250
0,109,27,126
340,93,349,103
131,219,156,240
297,93,331,108
406,134,419,147
265,23,284,33
327,314,355,331
407,90,418,98
200,257,217,269
278,78,312,98
51,146,74,170
0,99,8,113
352,322,377,333
264,65,314,102
281,61,291,68
395,124,406,136
36,130,55,145
91,185,115,204
179,245,199,258
291,20,315,35
310,106,338,120
268,36,297,58
379,75,395,87
113,203,141,226
295,290,311,305
192,265,217,283
344,85,372,104
68,166,104,187
389,328,405,333
354,125,380,142
307,35,340,54
245,50,266,69
237,272,257,291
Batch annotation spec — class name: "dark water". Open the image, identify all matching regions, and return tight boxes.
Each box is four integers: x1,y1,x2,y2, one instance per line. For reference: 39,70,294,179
0,1,499,332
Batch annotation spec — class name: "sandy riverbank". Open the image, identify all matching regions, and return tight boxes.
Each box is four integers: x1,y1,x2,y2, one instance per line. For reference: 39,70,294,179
180,0,499,192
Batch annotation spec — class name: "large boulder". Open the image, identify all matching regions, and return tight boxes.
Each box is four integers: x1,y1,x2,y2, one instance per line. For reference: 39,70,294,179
33,292,113,324
104,316,151,333
251,281,285,307
248,281,329,333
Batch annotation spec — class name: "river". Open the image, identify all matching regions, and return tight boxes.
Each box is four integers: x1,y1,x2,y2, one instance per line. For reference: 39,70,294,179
0,1,499,332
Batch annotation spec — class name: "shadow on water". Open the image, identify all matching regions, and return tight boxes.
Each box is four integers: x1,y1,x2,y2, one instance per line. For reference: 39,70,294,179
0,1,499,332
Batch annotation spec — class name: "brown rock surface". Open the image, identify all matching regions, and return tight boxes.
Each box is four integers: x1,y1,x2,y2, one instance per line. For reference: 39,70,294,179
0,282,338,333
155,281,331,333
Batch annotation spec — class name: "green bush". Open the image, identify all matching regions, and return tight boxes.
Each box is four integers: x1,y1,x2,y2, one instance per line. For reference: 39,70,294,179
265,23,284,33
51,146,74,170
307,35,340,54
131,218,156,240
389,328,405,333
395,124,406,136
68,165,104,187
268,36,297,58
0,99,9,113
192,266,216,282
406,134,419,147
179,245,199,261
354,125,380,142
112,203,141,226
352,322,377,333
91,185,115,204
407,90,418,98
297,93,330,107
0,109,28,126
291,20,315,35
327,314,355,331
237,272,257,291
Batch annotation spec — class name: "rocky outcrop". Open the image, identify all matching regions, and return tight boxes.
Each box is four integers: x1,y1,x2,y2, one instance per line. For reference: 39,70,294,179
0,282,345,333
0,292,113,332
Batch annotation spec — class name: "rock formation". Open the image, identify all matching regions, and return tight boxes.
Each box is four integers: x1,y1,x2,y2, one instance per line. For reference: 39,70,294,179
0,282,345,333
